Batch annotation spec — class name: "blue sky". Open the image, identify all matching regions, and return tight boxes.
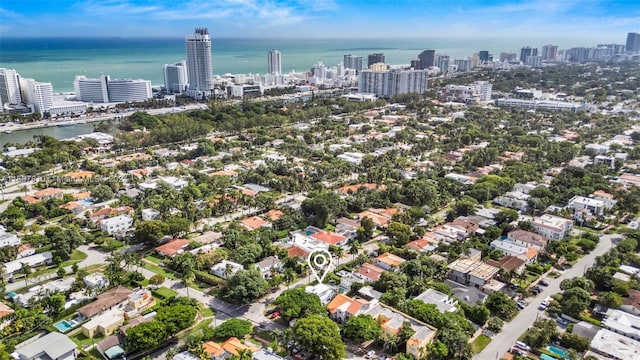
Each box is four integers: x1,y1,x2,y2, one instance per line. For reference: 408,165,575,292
1,0,638,41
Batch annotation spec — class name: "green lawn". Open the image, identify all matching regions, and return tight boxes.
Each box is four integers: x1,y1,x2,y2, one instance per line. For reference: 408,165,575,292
201,307,215,318
145,255,165,265
143,262,178,280
471,335,491,354
153,286,178,300
70,332,104,347
178,318,212,340
60,250,88,267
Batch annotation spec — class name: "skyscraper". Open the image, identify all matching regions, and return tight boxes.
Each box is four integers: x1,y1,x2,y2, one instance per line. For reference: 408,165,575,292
358,68,428,98
520,47,538,63
478,51,490,63
268,50,282,75
418,50,436,69
20,78,53,113
0,68,23,106
163,61,188,94
343,54,363,74
185,28,214,98
367,53,385,68
541,45,558,60
626,32,640,53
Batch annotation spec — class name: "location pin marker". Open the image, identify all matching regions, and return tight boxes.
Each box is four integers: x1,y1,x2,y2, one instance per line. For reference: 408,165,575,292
307,249,333,283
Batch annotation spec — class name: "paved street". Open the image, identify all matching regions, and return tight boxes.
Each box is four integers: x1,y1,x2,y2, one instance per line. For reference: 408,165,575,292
475,234,617,360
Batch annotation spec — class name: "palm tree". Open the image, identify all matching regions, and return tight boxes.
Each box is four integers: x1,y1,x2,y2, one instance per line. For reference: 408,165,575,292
284,268,295,289
20,262,31,287
181,266,195,299
349,240,361,260
231,349,252,360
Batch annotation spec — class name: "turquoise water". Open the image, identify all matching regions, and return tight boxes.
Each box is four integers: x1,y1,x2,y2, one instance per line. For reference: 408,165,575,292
53,320,75,333
1,37,551,92
548,346,568,358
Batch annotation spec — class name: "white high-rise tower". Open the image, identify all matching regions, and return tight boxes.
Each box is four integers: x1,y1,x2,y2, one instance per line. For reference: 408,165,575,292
20,78,53,113
185,28,213,98
0,68,23,106
163,61,188,94
268,50,282,75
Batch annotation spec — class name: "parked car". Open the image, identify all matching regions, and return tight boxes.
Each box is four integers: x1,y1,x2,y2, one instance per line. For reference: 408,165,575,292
510,348,525,356
365,351,376,359
515,341,532,352
516,300,527,310
538,303,548,311
266,308,279,315
269,311,281,319
539,279,549,286
556,317,569,326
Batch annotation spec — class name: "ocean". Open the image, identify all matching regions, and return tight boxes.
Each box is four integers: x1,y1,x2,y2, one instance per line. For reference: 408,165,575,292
1,37,542,92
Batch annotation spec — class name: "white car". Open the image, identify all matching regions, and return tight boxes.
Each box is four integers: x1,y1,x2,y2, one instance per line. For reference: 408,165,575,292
365,351,376,359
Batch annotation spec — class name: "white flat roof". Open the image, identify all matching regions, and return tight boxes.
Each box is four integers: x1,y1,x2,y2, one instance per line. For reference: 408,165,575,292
591,328,640,360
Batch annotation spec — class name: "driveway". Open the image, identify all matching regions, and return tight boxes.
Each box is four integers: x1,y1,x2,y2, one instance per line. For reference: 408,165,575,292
474,234,616,360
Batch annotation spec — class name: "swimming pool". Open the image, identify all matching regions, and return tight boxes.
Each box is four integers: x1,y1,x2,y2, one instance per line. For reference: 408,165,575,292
53,320,75,333
548,345,568,358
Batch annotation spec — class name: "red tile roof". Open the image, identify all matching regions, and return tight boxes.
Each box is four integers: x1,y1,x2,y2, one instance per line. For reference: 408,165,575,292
155,239,190,257
311,231,347,245
355,263,385,282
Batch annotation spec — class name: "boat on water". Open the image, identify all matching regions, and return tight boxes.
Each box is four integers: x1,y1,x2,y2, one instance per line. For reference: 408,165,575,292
1,130,12,134
56,121,75,127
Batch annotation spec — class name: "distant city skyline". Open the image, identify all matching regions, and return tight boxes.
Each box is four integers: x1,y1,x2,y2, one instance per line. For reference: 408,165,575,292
1,0,638,42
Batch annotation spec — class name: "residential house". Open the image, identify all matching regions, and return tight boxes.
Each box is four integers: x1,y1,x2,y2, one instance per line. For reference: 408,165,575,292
82,308,124,338
568,196,605,216
63,170,96,183
375,252,406,271
100,214,134,235
357,208,399,229
602,309,640,341
590,328,640,360
433,224,468,243
531,214,573,240
489,239,538,263
0,302,15,319
84,272,109,289
203,337,260,359
486,255,527,275
76,285,133,319
59,201,89,215
159,176,188,190
506,229,548,251
309,230,348,247
406,238,436,253
211,260,244,280
90,206,133,224
155,239,191,257
20,188,64,204
305,283,336,305
621,289,640,316
254,256,282,278
326,294,373,323
616,173,640,188
241,216,272,231
447,258,500,292
354,263,386,283
16,244,35,259
592,190,617,210
12,332,77,360
0,232,20,248
141,208,161,221
72,191,92,201
124,288,156,318
414,289,458,313
367,303,438,359
335,217,361,239
263,209,284,222
253,348,284,360
3,251,53,276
